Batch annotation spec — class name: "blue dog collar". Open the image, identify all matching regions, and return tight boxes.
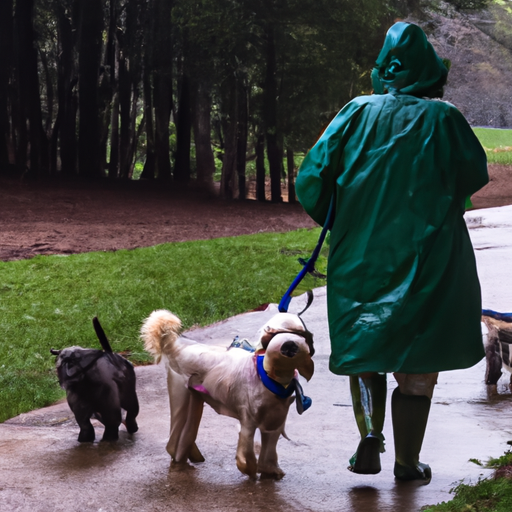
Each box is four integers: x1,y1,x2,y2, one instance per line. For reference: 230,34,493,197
256,355,312,414
256,355,295,398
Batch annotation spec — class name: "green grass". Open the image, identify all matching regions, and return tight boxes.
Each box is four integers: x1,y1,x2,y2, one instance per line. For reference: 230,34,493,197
0,228,321,422
422,452,512,511
473,127,512,165
422,479,512,511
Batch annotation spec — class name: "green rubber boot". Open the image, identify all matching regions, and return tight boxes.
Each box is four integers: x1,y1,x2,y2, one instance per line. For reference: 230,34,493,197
348,373,387,474
391,387,432,483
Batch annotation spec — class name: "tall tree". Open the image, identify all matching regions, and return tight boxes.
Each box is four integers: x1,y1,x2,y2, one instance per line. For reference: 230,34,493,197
106,0,120,179
76,0,104,178
236,77,249,199
152,0,173,180
54,0,78,176
174,57,192,183
14,0,49,176
118,0,144,179
263,23,282,203
0,0,396,193
0,0,13,169
219,72,238,199
191,80,216,189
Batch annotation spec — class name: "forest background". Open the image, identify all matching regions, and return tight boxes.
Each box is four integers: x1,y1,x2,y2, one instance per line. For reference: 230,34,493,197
1,0,511,204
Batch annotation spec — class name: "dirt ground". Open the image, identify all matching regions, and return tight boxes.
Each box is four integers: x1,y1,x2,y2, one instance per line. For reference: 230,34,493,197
0,163,511,262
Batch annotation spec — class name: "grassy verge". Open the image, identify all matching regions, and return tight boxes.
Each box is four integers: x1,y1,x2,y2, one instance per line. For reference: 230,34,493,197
422,452,512,511
473,127,512,165
0,228,322,422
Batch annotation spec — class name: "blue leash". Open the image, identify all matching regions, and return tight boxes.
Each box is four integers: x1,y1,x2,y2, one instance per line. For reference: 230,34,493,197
278,197,335,313
482,310,512,323
277,197,512,320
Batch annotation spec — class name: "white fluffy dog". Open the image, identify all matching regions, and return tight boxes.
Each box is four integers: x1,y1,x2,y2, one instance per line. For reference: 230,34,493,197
141,309,315,479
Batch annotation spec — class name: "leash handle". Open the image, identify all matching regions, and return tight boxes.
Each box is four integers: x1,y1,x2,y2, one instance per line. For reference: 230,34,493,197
279,196,335,313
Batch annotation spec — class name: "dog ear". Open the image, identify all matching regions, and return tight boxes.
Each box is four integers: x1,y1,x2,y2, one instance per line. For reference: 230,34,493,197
297,356,314,381
50,349,61,356
259,329,275,350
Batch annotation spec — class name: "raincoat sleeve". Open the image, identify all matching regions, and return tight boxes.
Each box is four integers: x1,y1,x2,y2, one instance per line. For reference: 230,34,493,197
295,99,368,226
443,105,488,199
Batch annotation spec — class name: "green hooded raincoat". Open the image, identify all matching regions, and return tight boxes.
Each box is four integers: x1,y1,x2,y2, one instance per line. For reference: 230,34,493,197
295,22,489,375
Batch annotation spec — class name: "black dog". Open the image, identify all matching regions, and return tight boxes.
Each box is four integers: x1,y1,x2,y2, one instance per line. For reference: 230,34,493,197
51,317,139,442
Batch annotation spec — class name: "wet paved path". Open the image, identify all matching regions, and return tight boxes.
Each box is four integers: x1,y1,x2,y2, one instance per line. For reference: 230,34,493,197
1,205,512,512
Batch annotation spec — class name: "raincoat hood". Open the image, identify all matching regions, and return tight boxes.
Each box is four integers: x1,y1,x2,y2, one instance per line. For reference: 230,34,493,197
371,22,448,98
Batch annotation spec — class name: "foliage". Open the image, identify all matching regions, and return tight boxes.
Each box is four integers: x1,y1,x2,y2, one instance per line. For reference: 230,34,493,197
486,451,512,469
0,228,321,422
445,0,490,10
422,452,512,511
0,0,399,196
422,478,512,511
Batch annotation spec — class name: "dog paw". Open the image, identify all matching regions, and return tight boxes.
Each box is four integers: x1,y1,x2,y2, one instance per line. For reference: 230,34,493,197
188,443,205,463
124,419,138,434
77,431,95,443
101,428,119,442
258,467,285,480
236,458,258,479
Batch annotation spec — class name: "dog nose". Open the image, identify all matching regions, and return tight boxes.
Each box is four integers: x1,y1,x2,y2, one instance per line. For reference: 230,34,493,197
280,341,299,358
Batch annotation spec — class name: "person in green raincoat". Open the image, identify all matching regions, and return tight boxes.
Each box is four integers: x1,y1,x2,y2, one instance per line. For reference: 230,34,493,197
296,21,488,482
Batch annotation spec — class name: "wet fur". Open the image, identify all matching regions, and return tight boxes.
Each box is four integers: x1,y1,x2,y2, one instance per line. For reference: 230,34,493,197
51,317,139,442
483,315,512,394
141,309,314,479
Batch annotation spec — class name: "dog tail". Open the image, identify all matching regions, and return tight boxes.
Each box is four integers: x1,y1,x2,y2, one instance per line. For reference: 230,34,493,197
93,316,113,353
140,310,182,364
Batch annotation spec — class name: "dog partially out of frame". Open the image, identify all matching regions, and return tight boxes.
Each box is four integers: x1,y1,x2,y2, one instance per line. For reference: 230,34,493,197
50,317,139,442
141,309,315,479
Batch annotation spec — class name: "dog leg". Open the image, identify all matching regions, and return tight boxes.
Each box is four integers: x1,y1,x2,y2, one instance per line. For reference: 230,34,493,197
174,390,205,462
68,394,95,442
258,430,285,479
77,422,95,442
99,408,122,441
166,368,205,463
124,409,139,435
121,379,139,434
96,389,123,442
236,423,258,479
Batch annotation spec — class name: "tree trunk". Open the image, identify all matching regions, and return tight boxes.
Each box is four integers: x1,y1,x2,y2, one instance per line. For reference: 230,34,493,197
15,0,49,177
191,80,215,189
140,58,155,180
220,75,238,199
128,112,145,179
120,0,144,179
77,0,104,178
0,0,13,168
118,40,132,179
286,148,296,204
55,2,77,176
152,0,173,181
109,91,120,179
174,72,191,182
107,0,119,179
255,133,266,202
264,25,282,203
236,79,248,200
38,47,54,139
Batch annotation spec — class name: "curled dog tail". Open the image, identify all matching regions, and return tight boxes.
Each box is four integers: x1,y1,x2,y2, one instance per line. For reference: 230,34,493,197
141,310,182,364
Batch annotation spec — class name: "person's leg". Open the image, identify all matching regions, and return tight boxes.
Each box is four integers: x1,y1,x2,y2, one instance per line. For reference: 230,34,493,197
348,372,387,474
391,372,438,482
